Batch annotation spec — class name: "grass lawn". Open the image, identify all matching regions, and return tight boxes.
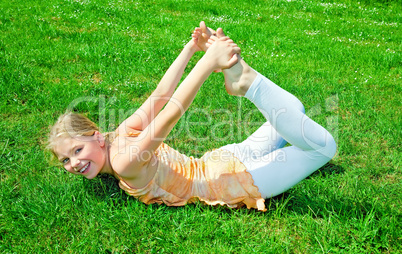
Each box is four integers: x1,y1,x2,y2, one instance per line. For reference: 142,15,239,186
1,0,401,252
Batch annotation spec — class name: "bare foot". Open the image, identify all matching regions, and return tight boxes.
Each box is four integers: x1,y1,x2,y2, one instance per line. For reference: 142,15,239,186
194,21,257,96
214,29,257,96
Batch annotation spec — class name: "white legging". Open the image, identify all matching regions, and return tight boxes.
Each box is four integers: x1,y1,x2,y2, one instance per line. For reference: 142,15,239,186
220,72,337,199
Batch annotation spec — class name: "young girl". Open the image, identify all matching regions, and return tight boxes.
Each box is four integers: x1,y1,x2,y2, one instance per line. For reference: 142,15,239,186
48,22,336,212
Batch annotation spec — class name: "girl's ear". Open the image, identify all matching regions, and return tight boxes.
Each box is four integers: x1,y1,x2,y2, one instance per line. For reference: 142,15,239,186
94,131,105,147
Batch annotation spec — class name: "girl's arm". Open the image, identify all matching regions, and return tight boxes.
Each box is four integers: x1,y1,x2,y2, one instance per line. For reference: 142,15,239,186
115,37,240,177
116,40,201,134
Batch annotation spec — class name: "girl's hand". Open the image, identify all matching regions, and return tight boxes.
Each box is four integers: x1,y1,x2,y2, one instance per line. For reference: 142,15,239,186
202,36,241,71
186,37,202,53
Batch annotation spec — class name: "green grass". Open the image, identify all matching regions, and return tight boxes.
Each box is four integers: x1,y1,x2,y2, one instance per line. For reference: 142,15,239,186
1,0,401,252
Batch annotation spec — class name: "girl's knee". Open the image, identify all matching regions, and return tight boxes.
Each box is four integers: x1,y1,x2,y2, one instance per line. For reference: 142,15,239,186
319,133,337,160
295,98,305,114
305,130,337,160
327,134,337,159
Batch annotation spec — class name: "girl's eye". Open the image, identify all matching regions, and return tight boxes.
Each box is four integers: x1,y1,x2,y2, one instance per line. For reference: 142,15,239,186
62,158,69,164
75,148,82,154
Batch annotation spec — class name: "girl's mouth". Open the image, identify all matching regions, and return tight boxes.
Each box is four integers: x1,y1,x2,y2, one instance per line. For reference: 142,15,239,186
79,162,90,174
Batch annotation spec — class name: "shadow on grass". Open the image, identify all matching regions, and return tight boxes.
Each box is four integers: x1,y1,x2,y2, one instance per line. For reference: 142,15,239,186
82,174,130,205
79,162,362,217
309,162,345,178
267,162,384,220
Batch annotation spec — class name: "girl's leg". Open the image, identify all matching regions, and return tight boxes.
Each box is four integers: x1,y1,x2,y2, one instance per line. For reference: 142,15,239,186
238,73,336,198
219,67,336,198
219,61,290,160
198,23,336,197
220,121,288,161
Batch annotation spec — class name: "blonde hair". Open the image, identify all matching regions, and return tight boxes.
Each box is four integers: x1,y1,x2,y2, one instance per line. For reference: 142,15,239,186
46,112,115,160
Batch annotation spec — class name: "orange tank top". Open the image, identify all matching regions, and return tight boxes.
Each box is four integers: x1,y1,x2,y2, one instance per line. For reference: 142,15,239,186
114,132,266,212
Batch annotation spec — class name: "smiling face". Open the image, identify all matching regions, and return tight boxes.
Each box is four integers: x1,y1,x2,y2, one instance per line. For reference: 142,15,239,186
54,132,107,179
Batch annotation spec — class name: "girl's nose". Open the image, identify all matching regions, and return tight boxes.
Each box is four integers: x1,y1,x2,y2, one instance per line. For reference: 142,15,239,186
71,158,81,169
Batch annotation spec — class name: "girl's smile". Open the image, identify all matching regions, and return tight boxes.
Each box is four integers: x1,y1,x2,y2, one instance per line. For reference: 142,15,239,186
54,132,111,179
79,162,90,174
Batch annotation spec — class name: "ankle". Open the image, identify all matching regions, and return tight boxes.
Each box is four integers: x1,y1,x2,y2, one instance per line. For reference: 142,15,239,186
237,63,257,95
223,59,257,96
